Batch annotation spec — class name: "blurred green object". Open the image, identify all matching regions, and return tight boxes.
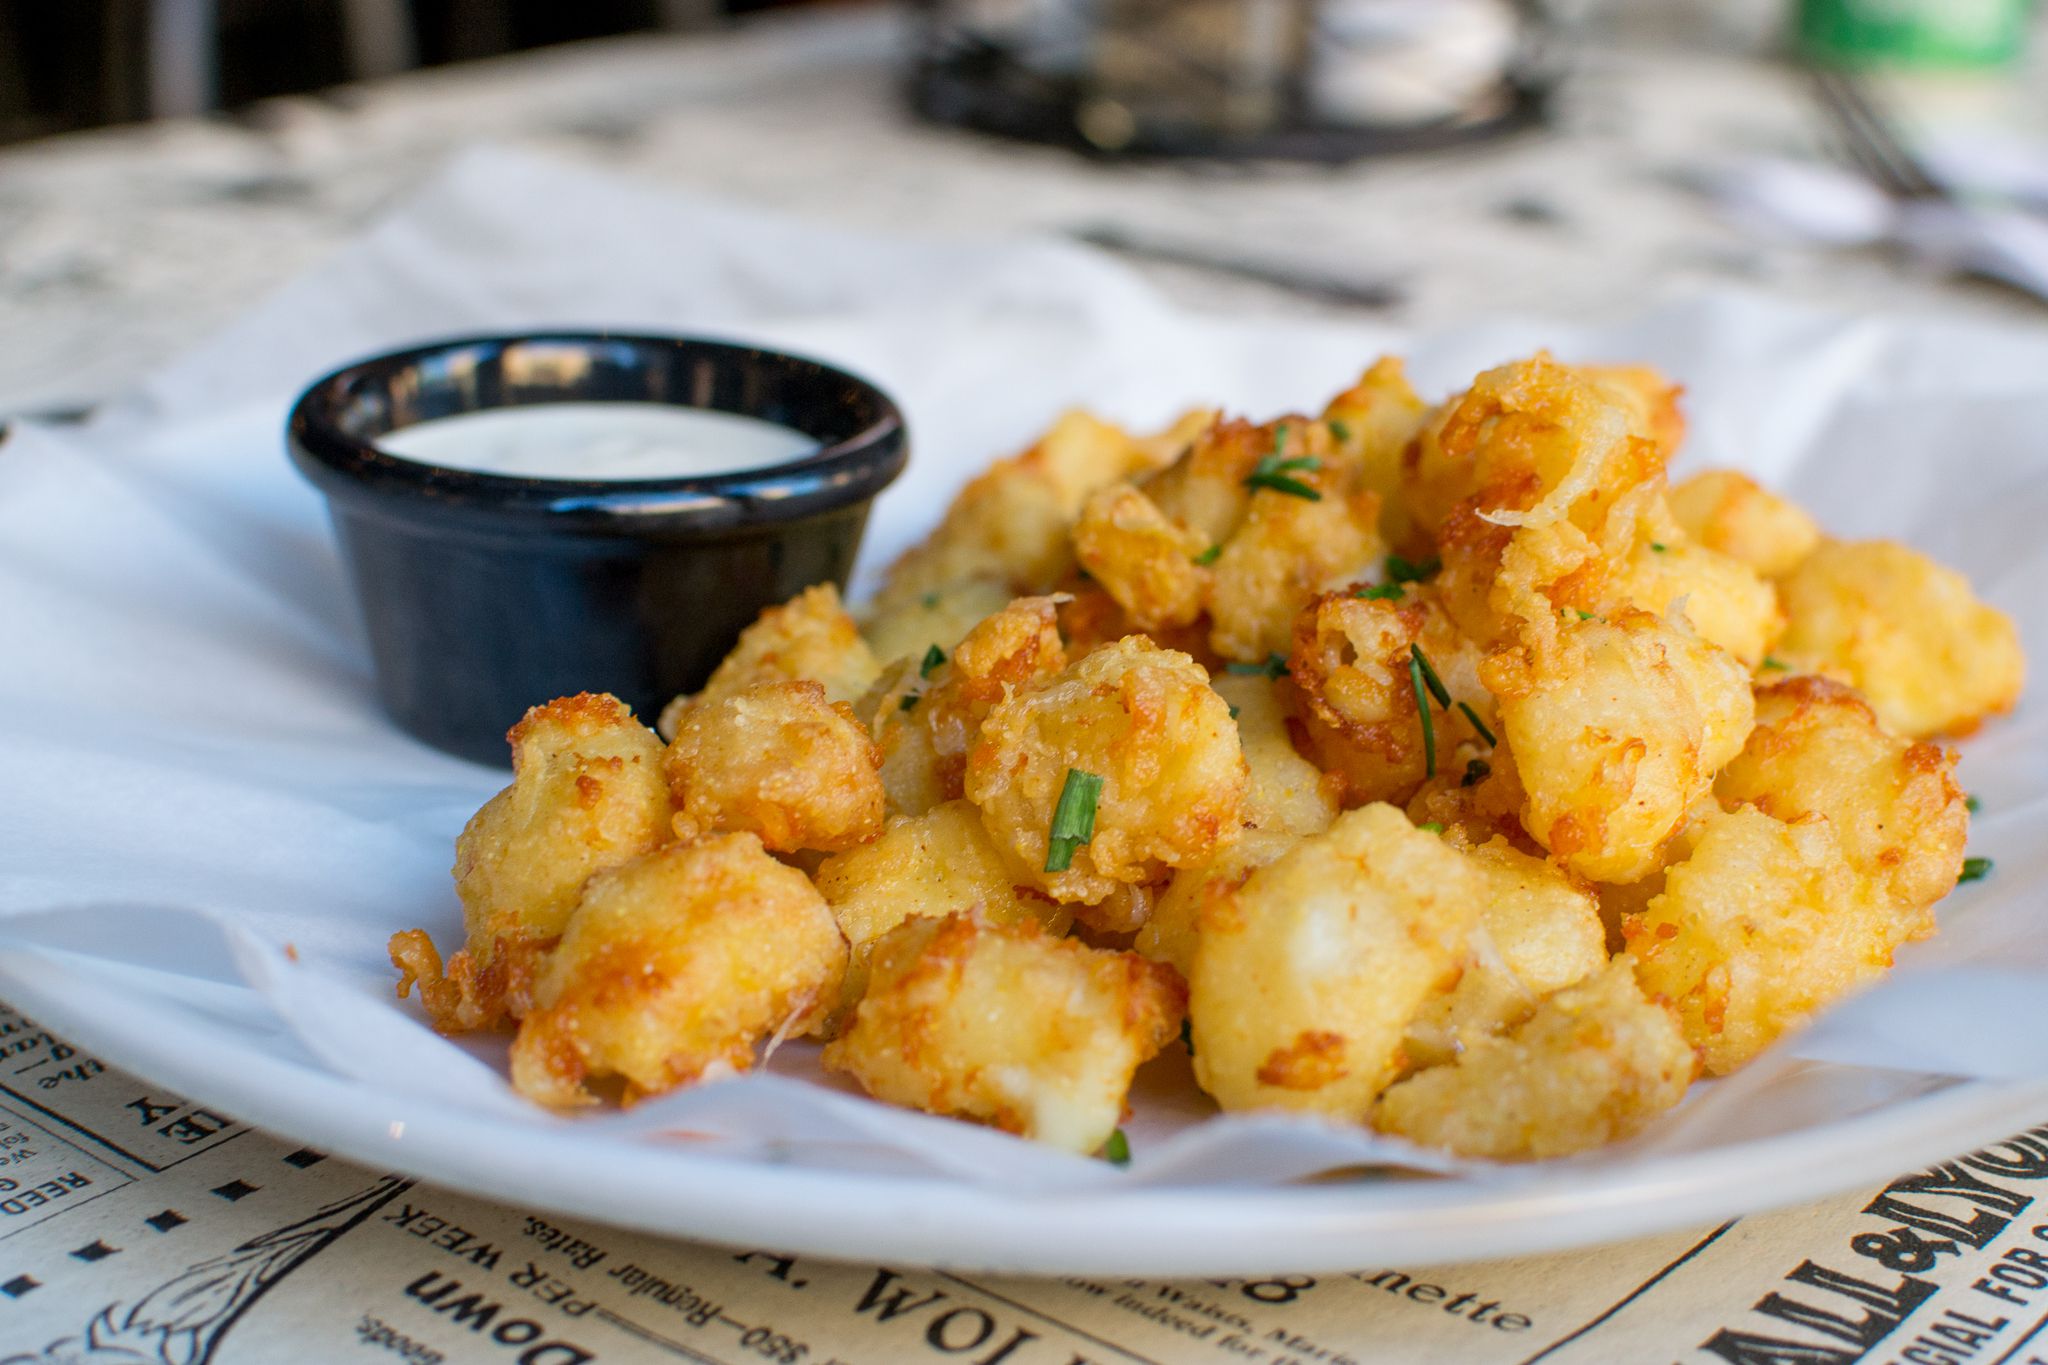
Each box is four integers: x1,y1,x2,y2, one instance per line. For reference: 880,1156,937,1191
1797,0,2029,68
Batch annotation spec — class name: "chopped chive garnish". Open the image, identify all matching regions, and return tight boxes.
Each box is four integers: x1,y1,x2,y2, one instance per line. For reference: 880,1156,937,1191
1574,610,1598,621
1408,652,1437,780
1419,822,1444,835
1960,857,1994,884
1458,700,1498,747
1045,768,1105,873
1102,1128,1131,1165
921,591,941,609
1225,654,1290,680
1385,553,1441,584
1410,644,1452,710
1462,757,1491,788
1227,703,1240,720
1180,1018,1194,1053
1760,656,1788,671
1328,418,1352,442
898,693,920,712
1356,583,1404,602
1966,794,1982,814
1650,542,1668,553
1194,543,1224,566
920,644,947,678
1245,454,1323,501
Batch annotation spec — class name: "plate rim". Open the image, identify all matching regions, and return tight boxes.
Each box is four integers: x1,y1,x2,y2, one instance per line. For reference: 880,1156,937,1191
3,948,2041,1277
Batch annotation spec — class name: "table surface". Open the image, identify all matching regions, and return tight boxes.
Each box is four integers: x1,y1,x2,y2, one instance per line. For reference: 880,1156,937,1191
1,4,2044,420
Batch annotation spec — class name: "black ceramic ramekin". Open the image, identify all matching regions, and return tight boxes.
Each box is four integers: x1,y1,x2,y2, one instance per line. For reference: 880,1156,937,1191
287,333,907,767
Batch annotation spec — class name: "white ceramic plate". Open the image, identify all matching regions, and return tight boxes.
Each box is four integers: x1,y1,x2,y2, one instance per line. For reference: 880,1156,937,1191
3,948,2045,1276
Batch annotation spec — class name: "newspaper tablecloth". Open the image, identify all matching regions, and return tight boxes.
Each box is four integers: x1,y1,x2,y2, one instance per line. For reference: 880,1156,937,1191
0,1000,2040,1364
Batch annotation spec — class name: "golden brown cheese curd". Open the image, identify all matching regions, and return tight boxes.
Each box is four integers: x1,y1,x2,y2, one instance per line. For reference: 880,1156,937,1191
859,575,1013,669
1495,610,1753,883
1189,805,1484,1121
966,636,1246,904
1403,355,1665,544
1580,365,1687,461
1211,672,1339,838
1716,675,1966,931
1624,805,1920,1074
1321,357,1433,549
1071,483,1211,634
509,833,847,1107
822,910,1184,1154
662,680,885,854
869,409,1200,621
1608,505,1783,666
872,596,1068,817
1402,837,1607,1070
1667,469,1820,578
813,800,1069,1024
1773,539,2023,739
1287,589,1492,808
1206,424,1384,663
393,693,674,1033
658,583,879,739
1135,826,1298,979
1375,958,1694,1159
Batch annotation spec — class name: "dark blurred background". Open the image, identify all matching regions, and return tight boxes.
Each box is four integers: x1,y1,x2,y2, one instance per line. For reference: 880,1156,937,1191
0,0,857,144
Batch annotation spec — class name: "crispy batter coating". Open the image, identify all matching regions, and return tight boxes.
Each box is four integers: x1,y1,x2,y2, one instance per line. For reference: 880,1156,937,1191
659,584,880,739
1581,365,1687,460
1135,826,1297,978
966,637,1246,903
1774,539,2024,738
1212,673,1339,837
1609,504,1783,666
1403,355,1665,544
1207,422,1385,662
1322,357,1433,549
822,910,1185,1153
509,833,847,1107
873,596,1069,817
1288,589,1492,807
1667,469,1820,578
860,576,1014,669
397,693,674,1032
813,800,1069,1024
1716,675,1966,932
870,410,1199,621
1403,837,1608,1070
1189,805,1485,1120
1495,610,1754,883
1375,958,1694,1159
1072,483,1211,633
1624,805,1922,1074
662,680,884,853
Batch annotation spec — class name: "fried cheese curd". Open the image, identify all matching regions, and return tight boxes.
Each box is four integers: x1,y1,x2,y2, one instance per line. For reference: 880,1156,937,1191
1494,610,1754,883
822,910,1183,1154
965,636,1247,904
391,693,673,1033
1773,538,2023,739
409,347,2021,1162
813,800,1070,1026
662,680,885,853
1667,469,1820,578
657,583,879,739
1189,805,1485,1121
1375,958,1695,1159
1623,805,1920,1074
511,833,847,1107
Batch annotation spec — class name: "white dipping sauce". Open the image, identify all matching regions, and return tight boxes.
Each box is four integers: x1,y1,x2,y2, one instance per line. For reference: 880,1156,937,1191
376,402,818,480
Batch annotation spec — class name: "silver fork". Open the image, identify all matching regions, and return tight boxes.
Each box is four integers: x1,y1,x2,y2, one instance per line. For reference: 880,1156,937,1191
1808,68,1945,204
1807,65,2048,304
